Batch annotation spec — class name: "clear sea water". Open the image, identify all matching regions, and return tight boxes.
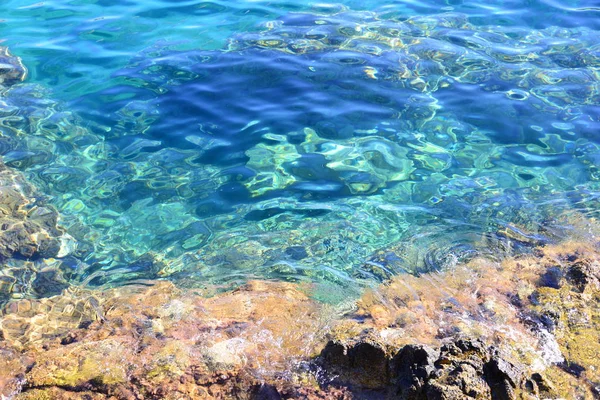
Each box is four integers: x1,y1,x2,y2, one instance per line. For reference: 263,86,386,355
1,0,600,297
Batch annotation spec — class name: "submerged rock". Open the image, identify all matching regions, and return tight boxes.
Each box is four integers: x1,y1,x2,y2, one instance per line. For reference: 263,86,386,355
0,280,337,399
0,161,67,262
0,46,74,272
0,46,27,87
244,127,415,196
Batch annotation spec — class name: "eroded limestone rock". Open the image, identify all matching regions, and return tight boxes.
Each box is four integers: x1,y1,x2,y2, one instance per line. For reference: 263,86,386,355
321,240,600,399
0,280,337,399
0,241,600,399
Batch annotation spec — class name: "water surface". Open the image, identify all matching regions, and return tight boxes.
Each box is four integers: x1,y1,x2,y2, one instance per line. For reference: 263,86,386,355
1,0,599,295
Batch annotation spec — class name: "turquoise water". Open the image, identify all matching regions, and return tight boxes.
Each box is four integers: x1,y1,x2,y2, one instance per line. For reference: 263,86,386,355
1,0,600,293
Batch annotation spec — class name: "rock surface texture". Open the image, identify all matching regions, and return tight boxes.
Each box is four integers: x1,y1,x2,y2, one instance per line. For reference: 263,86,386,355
0,240,599,399
320,239,600,399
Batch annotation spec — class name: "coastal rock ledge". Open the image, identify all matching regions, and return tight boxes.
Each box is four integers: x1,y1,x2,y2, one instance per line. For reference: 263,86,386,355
0,239,599,399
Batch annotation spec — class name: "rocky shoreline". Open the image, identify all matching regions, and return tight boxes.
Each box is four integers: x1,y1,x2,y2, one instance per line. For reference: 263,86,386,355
0,237,599,399
320,239,600,399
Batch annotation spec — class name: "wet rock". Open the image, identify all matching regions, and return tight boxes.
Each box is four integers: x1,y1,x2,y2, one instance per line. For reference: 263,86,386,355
323,238,600,399
538,266,563,289
0,161,66,262
524,243,600,393
0,347,26,398
428,340,493,399
565,259,600,292
483,356,521,400
390,344,439,398
203,338,251,369
0,46,27,87
524,372,556,398
320,341,390,389
319,338,522,399
1,240,600,398
0,281,331,398
25,338,132,388
16,388,107,400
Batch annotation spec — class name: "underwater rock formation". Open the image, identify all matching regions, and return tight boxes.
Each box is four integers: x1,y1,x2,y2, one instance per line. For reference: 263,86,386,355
0,48,55,261
0,49,77,306
0,46,27,87
1,238,600,399
0,161,67,262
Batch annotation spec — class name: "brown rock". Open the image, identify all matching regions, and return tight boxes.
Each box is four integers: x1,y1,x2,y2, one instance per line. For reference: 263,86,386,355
16,388,109,400
1,238,600,399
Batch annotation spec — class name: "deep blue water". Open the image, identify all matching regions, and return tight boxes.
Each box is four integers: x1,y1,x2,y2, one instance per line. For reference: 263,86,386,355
1,0,600,295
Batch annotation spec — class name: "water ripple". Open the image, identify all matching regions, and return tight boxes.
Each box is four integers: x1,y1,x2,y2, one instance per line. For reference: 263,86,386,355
1,0,600,290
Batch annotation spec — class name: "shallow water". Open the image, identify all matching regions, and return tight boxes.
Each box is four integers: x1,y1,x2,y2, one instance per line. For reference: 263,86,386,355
1,0,600,295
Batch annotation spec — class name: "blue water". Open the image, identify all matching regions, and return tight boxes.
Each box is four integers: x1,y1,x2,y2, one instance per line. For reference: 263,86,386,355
1,0,600,294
